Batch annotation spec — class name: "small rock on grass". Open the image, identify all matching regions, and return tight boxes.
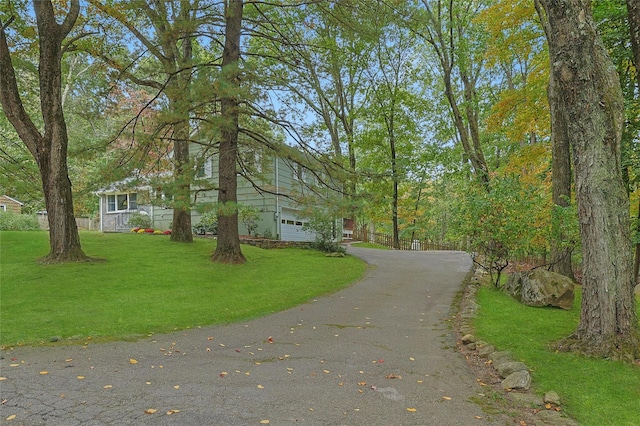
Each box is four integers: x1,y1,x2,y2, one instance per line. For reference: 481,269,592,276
461,334,476,344
544,390,561,405
478,344,495,358
502,370,531,391
496,361,528,378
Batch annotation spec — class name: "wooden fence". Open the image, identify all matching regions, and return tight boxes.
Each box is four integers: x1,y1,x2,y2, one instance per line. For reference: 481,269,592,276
351,229,551,271
352,228,467,252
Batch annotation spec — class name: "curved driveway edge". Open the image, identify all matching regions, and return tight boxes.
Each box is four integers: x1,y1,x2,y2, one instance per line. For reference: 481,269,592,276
1,247,498,425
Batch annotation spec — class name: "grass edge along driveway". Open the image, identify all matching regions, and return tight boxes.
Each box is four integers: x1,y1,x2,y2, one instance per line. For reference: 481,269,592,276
0,231,366,347
474,285,640,426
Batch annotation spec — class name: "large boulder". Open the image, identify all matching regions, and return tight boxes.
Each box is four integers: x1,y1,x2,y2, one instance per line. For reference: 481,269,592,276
505,269,575,310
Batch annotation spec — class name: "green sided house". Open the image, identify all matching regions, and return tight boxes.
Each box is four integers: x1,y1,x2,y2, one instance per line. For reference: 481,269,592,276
96,146,343,242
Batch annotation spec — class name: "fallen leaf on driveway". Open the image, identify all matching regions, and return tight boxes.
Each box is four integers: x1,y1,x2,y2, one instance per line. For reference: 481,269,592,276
77,376,85,380
129,359,138,364
442,396,452,400
219,372,228,378
103,385,112,389
144,408,157,414
166,409,180,415
406,408,417,412
39,371,48,375
385,374,400,379
260,420,270,424
5,414,16,421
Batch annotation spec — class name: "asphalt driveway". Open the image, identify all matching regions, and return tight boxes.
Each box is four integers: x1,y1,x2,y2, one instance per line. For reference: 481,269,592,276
1,247,496,425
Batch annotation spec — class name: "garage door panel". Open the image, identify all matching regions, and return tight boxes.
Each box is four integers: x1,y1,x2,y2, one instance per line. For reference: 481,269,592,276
280,211,316,242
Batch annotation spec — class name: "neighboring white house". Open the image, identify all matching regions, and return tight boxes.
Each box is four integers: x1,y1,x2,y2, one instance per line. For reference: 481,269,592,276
96,146,342,242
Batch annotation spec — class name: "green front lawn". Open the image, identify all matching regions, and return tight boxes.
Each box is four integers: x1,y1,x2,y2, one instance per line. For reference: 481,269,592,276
0,231,365,346
349,242,389,249
474,285,640,426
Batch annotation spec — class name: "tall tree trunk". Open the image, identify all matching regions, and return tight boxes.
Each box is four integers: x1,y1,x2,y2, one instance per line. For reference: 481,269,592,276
626,0,640,282
535,0,576,280
212,0,246,264
390,127,400,250
549,72,575,280
539,0,638,359
420,0,489,185
0,1,88,263
89,0,196,242
168,68,194,243
163,2,194,243
627,0,640,74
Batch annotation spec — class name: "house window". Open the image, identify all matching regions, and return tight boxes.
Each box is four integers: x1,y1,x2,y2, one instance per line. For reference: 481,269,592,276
0,204,5,211
253,152,263,173
129,193,137,210
242,151,263,173
196,157,212,178
107,193,138,213
293,163,303,181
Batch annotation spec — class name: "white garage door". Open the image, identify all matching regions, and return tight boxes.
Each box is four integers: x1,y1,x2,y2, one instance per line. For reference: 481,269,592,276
280,210,316,242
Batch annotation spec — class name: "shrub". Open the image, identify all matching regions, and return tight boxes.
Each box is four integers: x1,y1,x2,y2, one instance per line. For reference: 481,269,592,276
301,208,345,253
239,205,259,237
0,211,40,231
127,211,152,229
193,211,218,235
449,175,550,288
312,240,346,254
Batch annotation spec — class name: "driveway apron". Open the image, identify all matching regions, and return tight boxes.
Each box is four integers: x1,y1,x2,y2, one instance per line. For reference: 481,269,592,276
1,247,495,425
